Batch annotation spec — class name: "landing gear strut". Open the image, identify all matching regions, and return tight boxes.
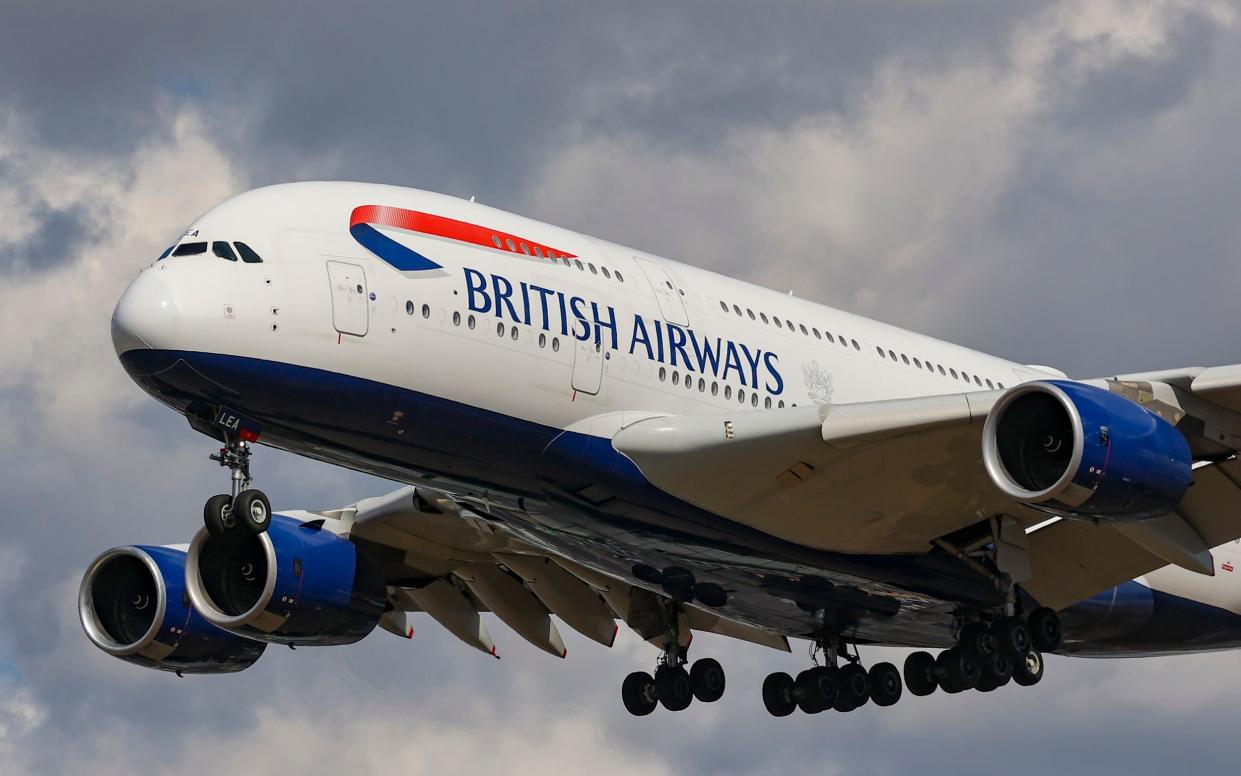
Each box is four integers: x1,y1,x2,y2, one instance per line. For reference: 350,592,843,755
620,607,726,715
204,438,271,536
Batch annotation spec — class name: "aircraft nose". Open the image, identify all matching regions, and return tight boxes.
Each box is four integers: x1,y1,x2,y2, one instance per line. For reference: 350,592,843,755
111,270,178,355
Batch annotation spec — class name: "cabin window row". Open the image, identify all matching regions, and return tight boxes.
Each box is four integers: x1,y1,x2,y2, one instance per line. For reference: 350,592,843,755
717,299,860,350
872,345,1003,390
657,366,788,409
489,234,624,284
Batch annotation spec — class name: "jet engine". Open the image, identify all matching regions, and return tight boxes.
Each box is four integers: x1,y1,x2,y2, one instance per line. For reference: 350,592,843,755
185,514,387,645
79,545,266,674
982,380,1192,519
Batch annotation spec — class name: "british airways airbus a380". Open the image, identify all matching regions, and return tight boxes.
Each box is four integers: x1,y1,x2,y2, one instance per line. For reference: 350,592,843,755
82,181,1241,716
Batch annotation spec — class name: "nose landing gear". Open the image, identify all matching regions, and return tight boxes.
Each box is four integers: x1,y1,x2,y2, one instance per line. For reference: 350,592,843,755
203,438,271,536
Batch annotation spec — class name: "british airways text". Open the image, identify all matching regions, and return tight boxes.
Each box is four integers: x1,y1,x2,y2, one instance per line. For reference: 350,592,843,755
464,268,783,394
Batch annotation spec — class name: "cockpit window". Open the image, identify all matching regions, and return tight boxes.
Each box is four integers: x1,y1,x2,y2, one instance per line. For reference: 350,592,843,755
173,242,207,256
234,242,263,264
212,241,238,262
158,245,175,260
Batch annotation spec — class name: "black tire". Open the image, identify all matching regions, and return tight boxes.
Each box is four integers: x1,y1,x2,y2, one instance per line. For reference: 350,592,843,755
994,616,1031,660
1012,650,1045,687
989,652,1013,687
868,662,903,707
796,669,827,714
655,665,693,711
1028,607,1064,653
959,622,996,662
204,494,235,536
690,658,726,703
976,672,998,693
903,651,938,697
937,647,980,691
762,672,797,717
622,671,658,716
235,489,272,534
837,663,869,711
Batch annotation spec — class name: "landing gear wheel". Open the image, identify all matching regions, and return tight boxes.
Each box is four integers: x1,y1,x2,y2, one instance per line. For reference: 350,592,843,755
1028,607,1063,653
976,652,1012,693
654,665,693,711
234,489,271,534
988,652,1013,688
622,671,658,716
795,668,831,714
868,662,903,707
689,658,726,703
762,672,797,717
834,663,869,712
1012,650,1045,687
904,651,938,697
937,647,980,692
959,622,997,662
203,494,235,536
994,616,1031,660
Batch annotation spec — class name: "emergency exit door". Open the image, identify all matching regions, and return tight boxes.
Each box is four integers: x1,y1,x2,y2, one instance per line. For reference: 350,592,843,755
327,260,368,336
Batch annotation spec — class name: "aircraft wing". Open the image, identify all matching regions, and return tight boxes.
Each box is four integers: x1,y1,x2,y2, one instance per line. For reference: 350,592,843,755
610,394,1031,556
611,375,1241,610
337,486,790,657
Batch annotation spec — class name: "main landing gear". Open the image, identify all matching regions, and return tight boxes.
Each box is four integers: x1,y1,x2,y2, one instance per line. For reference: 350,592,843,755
760,607,1061,716
761,638,902,717
903,607,1059,700
203,438,271,536
622,645,727,716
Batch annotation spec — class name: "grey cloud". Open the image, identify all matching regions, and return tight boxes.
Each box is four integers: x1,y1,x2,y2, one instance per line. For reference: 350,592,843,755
0,202,94,272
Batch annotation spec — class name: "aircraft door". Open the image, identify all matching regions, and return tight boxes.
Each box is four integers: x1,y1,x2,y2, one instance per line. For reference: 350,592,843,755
326,260,369,336
572,332,605,395
634,256,689,326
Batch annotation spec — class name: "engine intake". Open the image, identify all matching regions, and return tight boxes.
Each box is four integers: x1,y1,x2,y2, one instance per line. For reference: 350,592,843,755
185,514,387,645
982,380,1192,519
78,546,265,674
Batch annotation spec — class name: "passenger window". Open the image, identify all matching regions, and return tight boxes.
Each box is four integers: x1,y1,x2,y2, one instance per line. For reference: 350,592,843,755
799,324,808,336
421,304,430,319
452,311,461,326
760,313,769,324
672,371,680,386
234,242,263,263
751,393,759,407
852,340,860,350
901,354,910,365
826,332,835,344
950,368,958,379
491,235,503,248
974,375,983,387
574,260,584,271
615,271,624,283
725,385,733,399
496,322,505,337
938,365,946,376
539,333,547,348
405,301,415,315
888,350,897,361
812,328,821,339
659,367,667,382
876,346,885,357
711,382,718,396
510,326,518,341
468,315,476,329
212,241,237,261
173,242,207,256
589,263,598,275
552,338,560,352
771,317,780,328
913,357,922,368
986,379,994,389
765,397,772,409
733,305,742,316
602,267,612,279
738,389,746,404
534,246,544,258
720,301,729,312
506,238,517,251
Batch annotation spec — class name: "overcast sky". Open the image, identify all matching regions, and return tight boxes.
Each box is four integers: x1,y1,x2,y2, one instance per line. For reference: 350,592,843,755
2,1,1241,773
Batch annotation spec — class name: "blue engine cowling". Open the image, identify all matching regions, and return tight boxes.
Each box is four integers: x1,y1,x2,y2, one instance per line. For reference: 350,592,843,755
982,380,1192,519
185,514,387,645
78,545,266,674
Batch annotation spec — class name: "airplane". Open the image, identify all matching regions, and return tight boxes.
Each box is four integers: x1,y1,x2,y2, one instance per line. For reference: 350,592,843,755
79,181,1241,717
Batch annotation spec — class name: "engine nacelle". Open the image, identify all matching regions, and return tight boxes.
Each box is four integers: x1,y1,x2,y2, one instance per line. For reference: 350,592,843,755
186,514,387,645
79,546,266,674
982,380,1192,519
